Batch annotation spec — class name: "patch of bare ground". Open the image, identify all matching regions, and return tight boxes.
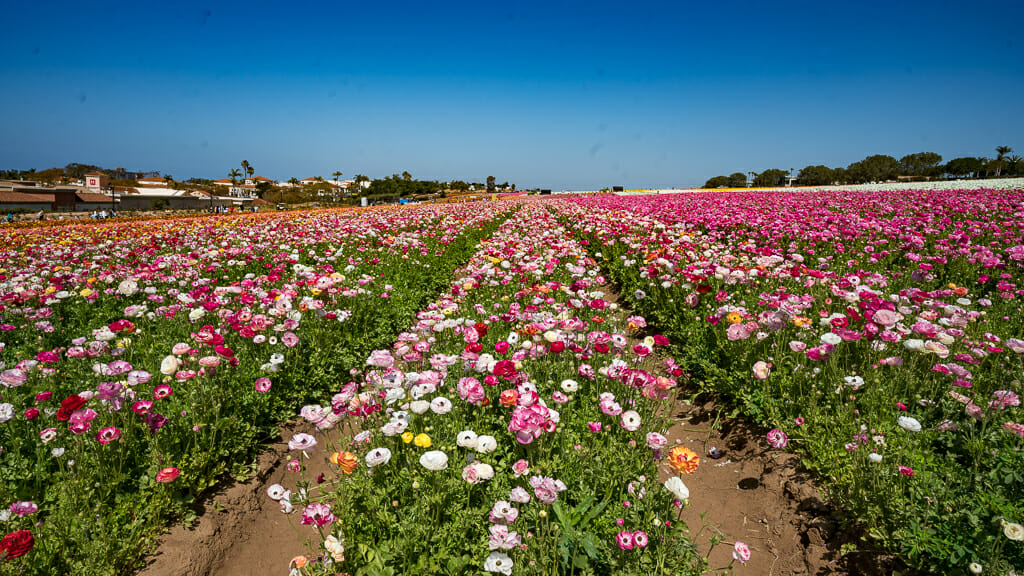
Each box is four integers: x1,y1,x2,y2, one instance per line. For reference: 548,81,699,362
137,420,334,576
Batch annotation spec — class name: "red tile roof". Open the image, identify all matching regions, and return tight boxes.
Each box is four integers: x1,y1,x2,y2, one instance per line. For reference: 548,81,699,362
85,172,107,177
138,176,166,182
0,192,55,203
75,193,111,203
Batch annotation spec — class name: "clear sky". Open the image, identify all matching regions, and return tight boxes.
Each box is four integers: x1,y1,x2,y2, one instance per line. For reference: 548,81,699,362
2,0,1022,190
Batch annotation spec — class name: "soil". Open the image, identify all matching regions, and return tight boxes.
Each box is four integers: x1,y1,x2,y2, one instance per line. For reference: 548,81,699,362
137,281,900,576
662,396,898,576
137,420,336,576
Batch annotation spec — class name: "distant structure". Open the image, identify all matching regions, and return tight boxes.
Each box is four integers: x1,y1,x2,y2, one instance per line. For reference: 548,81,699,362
84,172,109,192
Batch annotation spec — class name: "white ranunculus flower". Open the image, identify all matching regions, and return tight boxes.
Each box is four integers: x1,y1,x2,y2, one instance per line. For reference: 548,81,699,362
410,400,431,414
903,339,925,351
365,447,392,467
664,476,689,501
484,551,514,575
560,379,579,393
419,450,449,471
897,416,922,433
457,430,479,449
188,308,205,321
0,403,14,424
1003,522,1024,542
868,452,883,463
820,332,842,345
324,534,345,562
430,396,453,414
476,435,497,454
266,484,287,500
160,355,180,376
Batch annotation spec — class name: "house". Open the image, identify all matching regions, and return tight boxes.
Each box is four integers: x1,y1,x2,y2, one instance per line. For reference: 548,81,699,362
212,179,234,187
244,176,274,186
75,192,114,212
137,176,169,187
300,177,321,185
0,191,55,211
84,172,109,192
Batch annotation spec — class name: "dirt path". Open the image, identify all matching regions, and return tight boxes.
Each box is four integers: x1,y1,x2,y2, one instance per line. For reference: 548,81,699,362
138,420,335,576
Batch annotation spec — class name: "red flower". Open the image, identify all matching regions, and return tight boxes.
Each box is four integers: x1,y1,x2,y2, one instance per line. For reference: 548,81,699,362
549,341,565,353
473,322,488,338
56,394,86,421
156,467,180,483
493,360,516,377
108,319,136,333
23,408,38,420
0,529,34,560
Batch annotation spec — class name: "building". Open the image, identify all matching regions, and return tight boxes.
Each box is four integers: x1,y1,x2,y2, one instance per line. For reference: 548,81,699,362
137,176,169,187
84,172,109,192
0,191,55,211
212,179,234,187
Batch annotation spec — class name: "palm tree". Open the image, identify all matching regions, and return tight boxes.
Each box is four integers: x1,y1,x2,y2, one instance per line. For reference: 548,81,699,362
995,146,1014,176
229,168,241,185
240,160,251,182
332,170,343,182
402,171,412,182
288,177,300,187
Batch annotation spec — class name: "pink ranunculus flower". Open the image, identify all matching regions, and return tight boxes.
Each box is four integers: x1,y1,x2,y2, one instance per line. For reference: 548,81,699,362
752,361,770,380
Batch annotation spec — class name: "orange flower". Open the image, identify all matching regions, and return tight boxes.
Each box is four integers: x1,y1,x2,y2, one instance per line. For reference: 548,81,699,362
290,555,308,568
667,446,700,475
329,451,358,474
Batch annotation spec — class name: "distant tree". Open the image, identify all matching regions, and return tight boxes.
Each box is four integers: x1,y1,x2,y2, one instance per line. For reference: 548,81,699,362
702,175,731,188
332,170,343,182
945,157,984,178
994,146,1014,176
401,171,412,182
753,169,787,187
255,181,274,198
847,154,900,183
229,168,241,185
449,180,470,192
899,152,943,176
728,172,747,187
288,177,300,186
797,165,834,186
1007,155,1023,177
486,176,496,193
241,160,251,182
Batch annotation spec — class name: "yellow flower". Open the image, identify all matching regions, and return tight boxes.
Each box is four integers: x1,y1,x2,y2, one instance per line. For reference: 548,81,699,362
413,433,432,448
401,432,414,444
793,316,812,328
80,288,94,298
725,312,743,324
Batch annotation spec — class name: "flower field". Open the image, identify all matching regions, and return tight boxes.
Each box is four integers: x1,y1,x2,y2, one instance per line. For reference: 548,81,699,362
552,189,1024,574
2,188,1023,575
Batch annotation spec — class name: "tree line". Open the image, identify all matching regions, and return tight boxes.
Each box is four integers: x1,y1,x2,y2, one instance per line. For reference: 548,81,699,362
703,146,1019,188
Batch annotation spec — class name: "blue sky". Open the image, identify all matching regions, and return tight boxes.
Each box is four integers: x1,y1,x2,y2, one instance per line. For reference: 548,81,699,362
2,0,1022,189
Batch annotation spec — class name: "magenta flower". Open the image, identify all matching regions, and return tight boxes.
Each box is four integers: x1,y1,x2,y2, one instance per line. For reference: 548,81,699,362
299,502,336,527
616,531,634,550
96,426,122,445
9,501,37,516
632,530,649,548
733,541,751,564
766,429,788,449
